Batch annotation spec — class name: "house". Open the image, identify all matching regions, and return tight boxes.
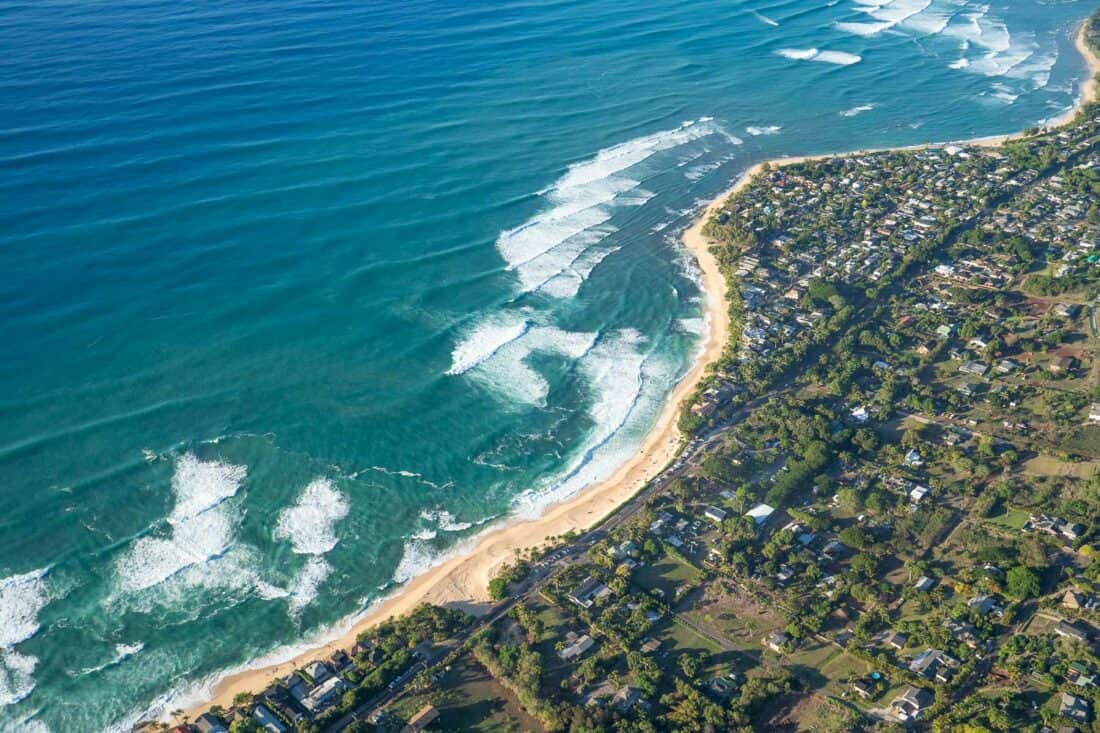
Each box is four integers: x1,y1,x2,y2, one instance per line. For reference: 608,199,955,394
612,686,641,712
1055,620,1092,643
959,361,988,376
403,705,440,733
302,675,348,715
639,638,661,654
763,630,789,653
1063,589,1088,610
746,503,775,526
851,405,870,423
194,714,229,733
704,506,728,523
945,619,981,649
909,486,930,504
1068,661,1096,687
890,686,934,722
1089,402,1100,422
1062,523,1086,541
776,564,795,585
559,633,595,661
285,672,311,702
253,704,289,733
1050,356,1077,374
968,595,1003,617
904,449,923,467
909,649,958,683
883,630,908,650
914,576,936,592
305,661,333,685
851,677,877,699
568,577,612,609
1059,692,1090,723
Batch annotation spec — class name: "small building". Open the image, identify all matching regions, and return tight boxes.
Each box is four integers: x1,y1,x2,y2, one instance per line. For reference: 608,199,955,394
194,714,229,733
763,630,789,653
914,576,936,592
302,675,348,715
967,594,1002,617
1059,692,1090,723
704,506,728,523
1050,356,1077,374
883,630,908,650
1089,402,1100,423
559,633,595,661
403,704,440,733
568,577,612,609
851,406,870,423
253,704,289,733
305,661,333,685
1063,589,1087,609
639,638,661,654
746,503,775,526
904,449,923,467
1055,620,1092,643
909,649,958,683
909,486,929,504
612,686,641,712
851,678,876,699
891,686,933,722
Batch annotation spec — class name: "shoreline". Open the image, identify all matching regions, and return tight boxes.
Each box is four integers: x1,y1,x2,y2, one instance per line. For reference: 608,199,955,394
179,157,734,724
176,17,1098,727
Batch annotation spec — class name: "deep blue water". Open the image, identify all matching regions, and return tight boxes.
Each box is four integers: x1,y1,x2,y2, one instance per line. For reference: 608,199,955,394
0,0,1091,729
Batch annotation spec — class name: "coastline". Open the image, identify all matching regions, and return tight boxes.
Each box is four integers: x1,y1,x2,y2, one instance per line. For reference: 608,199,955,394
179,163,734,723
176,17,1099,726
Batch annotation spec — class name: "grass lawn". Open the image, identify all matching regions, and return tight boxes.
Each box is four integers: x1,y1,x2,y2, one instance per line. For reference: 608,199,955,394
1022,453,1100,478
389,656,543,733
632,552,704,599
987,506,1030,530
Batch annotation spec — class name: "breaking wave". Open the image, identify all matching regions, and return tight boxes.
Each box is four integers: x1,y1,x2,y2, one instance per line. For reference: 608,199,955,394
113,455,247,594
274,478,350,556
776,48,863,65
0,568,50,708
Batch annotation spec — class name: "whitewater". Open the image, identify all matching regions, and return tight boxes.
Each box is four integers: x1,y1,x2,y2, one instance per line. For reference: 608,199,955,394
0,0,1091,729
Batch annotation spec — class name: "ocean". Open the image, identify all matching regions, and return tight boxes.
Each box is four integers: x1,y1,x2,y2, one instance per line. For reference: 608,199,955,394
0,0,1091,728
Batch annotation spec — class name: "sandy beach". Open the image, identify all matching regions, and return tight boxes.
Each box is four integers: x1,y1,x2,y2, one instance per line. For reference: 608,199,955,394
181,155,735,722
178,18,1099,725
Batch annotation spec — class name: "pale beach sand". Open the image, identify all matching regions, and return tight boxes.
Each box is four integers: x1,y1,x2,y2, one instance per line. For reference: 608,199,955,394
178,17,1099,725
181,155,733,722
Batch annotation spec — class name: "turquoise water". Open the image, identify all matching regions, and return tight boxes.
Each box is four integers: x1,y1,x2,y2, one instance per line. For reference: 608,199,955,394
0,0,1091,728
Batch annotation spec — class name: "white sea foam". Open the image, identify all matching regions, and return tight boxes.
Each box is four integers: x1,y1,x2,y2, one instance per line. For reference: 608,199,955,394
0,650,38,708
72,642,145,677
777,48,862,65
0,569,49,650
512,329,650,516
835,20,894,36
815,50,863,65
495,121,718,298
745,125,782,135
286,556,333,615
677,317,707,335
420,509,473,532
447,315,531,375
777,47,820,60
464,326,597,406
274,478,350,556
840,104,875,116
114,455,247,594
0,568,49,708
751,10,779,26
